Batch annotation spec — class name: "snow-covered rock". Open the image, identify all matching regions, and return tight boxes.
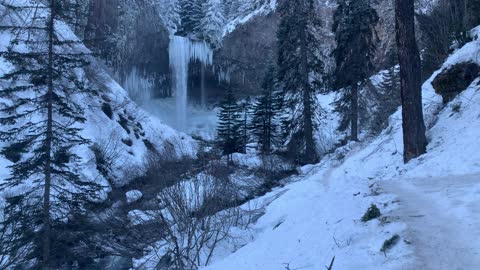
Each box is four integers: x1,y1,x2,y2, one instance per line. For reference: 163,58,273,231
128,210,156,226
126,190,143,204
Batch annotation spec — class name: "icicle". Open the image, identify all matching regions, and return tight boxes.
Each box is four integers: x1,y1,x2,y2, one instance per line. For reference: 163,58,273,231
123,68,153,103
169,36,213,131
214,65,232,83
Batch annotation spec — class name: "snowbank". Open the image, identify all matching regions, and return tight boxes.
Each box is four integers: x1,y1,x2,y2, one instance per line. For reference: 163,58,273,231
201,27,480,270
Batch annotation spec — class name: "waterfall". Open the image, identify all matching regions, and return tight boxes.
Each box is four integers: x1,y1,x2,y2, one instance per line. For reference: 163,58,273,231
169,36,213,131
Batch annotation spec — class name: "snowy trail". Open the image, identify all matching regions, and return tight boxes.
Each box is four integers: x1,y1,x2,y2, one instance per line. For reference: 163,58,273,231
382,174,480,270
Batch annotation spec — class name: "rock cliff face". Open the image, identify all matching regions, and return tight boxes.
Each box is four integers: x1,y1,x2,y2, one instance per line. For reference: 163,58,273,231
83,0,171,98
82,0,428,101
212,11,280,96
211,0,399,97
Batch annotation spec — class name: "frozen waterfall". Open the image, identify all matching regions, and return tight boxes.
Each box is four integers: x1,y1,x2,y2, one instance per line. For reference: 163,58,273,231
169,36,213,131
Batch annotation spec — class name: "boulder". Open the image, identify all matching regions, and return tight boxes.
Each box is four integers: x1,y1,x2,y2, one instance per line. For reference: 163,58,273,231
126,190,143,204
432,62,480,103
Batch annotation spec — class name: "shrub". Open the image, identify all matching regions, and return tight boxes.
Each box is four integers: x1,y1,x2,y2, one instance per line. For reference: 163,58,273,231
118,114,130,134
90,136,123,181
101,102,113,119
451,103,462,113
380,234,400,254
361,204,381,222
121,138,133,147
143,139,156,152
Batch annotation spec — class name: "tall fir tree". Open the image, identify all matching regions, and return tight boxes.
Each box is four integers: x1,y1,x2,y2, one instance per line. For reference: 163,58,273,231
240,97,251,154
177,0,204,38
250,65,282,155
199,0,225,47
466,0,480,30
223,0,242,20
216,88,243,163
0,1,103,268
277,0,323,164
371,65,401,132
162,0,182,33
332,0,379,141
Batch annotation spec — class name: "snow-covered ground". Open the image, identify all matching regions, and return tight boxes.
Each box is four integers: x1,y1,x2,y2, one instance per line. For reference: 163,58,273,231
223,0,277,37
201,28,480,270
382,174,480,270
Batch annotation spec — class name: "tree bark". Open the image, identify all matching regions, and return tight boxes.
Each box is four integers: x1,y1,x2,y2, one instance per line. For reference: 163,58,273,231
43,1,54,268
201,64,206,107
395,0,427,163
350,84,359,141
300,11,316,164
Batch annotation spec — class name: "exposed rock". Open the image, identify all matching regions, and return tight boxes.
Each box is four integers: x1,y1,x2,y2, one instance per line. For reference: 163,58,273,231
83,0,171,97
211,0,400,98
81,0,426,102
432,62,480,103
213,12,280,96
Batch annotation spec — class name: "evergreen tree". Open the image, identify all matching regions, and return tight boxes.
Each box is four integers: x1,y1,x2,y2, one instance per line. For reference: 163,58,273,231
332,0,379,141
371,66,401,132
277,0,323,164
0,1,102,268
223,0,242,20
199,0,225,47
466,0,480,30
240,96,251,154
162,0,182,32
216,88,243,163
250,65,282,155
177,0,204,38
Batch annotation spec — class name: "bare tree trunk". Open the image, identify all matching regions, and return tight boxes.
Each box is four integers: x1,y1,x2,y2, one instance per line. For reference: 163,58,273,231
350,84,359,141
300,16,316,164
201,65,206,107
42,1,55,269
243,104,247,154
395,0,427,163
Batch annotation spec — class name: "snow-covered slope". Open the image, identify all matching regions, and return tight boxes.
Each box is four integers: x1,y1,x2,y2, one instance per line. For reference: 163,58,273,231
222,0,277,37
0,1,196,193
202,28,480,270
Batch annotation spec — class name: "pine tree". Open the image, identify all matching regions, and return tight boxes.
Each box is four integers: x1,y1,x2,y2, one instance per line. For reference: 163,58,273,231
250,65,282,155
162,0,182,32
177,0,204,38
467,0,480,30
371,66,401,132
332,0,379,141
216,88,243,163
0,1,102,268
277,0,323,164
224,0,242,20
240,97,251,154
199,0,225,47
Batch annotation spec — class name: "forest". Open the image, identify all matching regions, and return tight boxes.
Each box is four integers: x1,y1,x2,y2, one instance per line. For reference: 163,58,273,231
0,0,479,269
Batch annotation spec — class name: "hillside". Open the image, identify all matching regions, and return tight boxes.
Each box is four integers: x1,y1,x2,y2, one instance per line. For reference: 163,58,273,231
0,0,195,195
200,27,480,270
0,0,479,269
